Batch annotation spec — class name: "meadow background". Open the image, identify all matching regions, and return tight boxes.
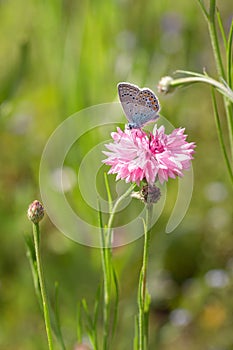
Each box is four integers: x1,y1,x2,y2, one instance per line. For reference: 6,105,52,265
0,0,232,349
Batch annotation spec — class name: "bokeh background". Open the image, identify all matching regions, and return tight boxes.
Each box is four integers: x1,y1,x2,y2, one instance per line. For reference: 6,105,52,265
0,0,232,349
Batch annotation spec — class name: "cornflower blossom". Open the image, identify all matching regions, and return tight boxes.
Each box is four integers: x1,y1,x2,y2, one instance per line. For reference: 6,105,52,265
103,125,195,186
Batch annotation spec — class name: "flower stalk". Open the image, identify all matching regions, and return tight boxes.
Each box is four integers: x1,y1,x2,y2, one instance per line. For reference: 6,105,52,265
27,200,54,350
158,72,233,102
99,183,136,350
32,222,54,350
138,204,153,350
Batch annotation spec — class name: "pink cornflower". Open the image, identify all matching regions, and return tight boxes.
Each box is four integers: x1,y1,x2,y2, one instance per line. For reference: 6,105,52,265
103,125,195,185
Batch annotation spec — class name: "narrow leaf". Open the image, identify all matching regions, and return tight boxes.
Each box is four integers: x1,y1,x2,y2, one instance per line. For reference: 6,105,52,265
104,172,113,213
24,233,42,310
216,8,227,50
196,0,209,20
81,299,93,329
227,17,233,88
76,302,83,344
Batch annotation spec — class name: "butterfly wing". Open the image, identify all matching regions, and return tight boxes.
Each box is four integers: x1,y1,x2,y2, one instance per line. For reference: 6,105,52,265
118,83,160,128
118,82,140,123
131,88,160,127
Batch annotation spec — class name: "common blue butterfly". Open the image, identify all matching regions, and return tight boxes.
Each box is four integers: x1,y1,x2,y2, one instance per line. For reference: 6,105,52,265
118,82,160,129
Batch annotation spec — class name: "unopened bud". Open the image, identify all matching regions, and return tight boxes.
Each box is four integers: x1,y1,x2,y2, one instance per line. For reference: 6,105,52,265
27,200,44,224
157,76,174,94
131,184,161,204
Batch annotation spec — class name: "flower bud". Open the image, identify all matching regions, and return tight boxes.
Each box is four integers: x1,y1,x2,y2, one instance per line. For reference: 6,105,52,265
131,184,161,204
157,76,174,94
27,200,44,224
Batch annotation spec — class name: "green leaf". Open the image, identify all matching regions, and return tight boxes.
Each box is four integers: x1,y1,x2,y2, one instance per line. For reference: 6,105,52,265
227,18,233,89
24,233,42,311
216,8,227,50
81,299,93,330
196,0,209,20
104,172,113,213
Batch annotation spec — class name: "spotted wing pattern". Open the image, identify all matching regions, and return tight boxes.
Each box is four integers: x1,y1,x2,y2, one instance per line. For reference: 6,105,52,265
118,82,160,129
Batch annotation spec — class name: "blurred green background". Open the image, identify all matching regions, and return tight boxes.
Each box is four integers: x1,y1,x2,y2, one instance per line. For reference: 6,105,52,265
0,0,232,349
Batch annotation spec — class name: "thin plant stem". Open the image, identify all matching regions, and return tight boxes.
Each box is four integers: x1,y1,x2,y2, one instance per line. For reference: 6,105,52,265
211,89,233,183
216,9,227,50
206,0,233,163
32,223,54,350
227,19,233,89
99,183,136,350
207,0,226,79
226,20,233,161
223,100,233,163
101,238,111,350
138,204,153,350
170,74,233,102
196,0,209,20
107,183,136,234
98,203,110,350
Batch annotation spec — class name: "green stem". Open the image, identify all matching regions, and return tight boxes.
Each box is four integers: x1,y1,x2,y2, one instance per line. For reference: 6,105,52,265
224,100,233,163
170,75,233,102
212,90,233,183
32,223,54,350
100,183,136,350
101,236,111,350
227,19,233,89
107,184,136,234
138,204,153,350
207,0,226,79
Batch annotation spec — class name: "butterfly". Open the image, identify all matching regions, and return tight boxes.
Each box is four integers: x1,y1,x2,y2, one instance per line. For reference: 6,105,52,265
118,82,160,129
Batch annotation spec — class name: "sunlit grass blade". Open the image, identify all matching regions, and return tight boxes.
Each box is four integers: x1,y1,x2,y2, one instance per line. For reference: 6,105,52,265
211,88,233,183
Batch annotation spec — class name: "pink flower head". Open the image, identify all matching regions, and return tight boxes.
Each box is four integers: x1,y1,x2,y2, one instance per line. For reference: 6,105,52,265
103,125,195,185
